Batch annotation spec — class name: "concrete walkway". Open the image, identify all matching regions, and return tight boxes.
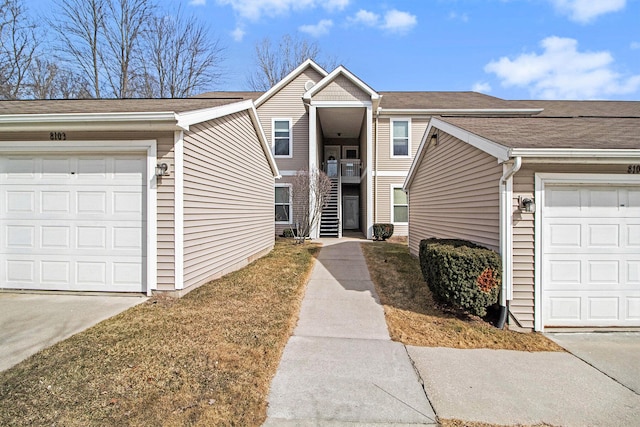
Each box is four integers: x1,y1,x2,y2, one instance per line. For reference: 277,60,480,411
264,239,436,426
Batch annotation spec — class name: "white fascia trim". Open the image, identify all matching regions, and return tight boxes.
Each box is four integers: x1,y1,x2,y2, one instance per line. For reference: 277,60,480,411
511,148,640,159
431,117,510,162
177,99,255,129
303,66,380,101
310,100,372,107
0,139,158,295
380,108,544,116
248,105,280,178
0,112,182,131
278,170,298,176
373,171,408,177
255,59,329,107
174,131,184,290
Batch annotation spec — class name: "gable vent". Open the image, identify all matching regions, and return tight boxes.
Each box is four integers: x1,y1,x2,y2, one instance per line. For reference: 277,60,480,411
304,80,315,91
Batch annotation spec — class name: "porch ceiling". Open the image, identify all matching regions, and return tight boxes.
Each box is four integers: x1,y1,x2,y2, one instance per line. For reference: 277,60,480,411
317,107,365,139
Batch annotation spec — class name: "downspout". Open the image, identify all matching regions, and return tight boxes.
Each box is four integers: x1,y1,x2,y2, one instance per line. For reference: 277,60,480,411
498,156,521,329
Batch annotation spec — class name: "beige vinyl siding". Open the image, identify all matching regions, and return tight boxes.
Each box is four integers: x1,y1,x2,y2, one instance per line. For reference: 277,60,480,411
511,163,630,330
407,131,502,256
257,68,325,171
0,130,176,290
182,111,274,290
314,75,371,102
376,117,428,171
375,177,409,236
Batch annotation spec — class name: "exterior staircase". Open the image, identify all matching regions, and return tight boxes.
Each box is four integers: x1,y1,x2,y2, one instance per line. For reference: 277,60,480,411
319,177,340,237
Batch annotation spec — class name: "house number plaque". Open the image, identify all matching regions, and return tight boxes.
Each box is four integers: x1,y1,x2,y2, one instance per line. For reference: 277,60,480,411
628,164,640,174
49,132,67,141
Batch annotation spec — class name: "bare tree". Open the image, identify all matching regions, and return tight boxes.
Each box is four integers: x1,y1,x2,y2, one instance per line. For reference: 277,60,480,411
26,58,91,99
140,8,224,98
290,168,333,243
102,0,154,98
0,0,38,99
51,0,106,98
246,34,338,91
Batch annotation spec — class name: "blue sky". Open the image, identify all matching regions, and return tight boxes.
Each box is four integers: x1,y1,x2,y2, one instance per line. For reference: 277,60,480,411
31,0,640,100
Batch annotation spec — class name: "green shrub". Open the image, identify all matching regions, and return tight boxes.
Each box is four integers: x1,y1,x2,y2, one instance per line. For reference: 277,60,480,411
373,223,394,241
419,238,501,317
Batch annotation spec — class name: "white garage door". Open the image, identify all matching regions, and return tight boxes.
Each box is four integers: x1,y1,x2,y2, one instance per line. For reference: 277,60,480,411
543,184,640,327
0,154,146,292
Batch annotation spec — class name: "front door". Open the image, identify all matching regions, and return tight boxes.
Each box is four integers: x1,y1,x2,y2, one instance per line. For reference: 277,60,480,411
343,196,359,230
324,145,340,177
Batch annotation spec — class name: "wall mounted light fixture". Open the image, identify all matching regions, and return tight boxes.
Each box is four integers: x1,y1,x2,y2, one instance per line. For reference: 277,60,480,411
155,163,169,177
430,131,438,145
519,196,536,213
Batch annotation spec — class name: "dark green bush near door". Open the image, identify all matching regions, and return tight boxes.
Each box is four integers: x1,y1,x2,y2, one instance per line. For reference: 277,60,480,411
373,223,394,240
419,238,501,317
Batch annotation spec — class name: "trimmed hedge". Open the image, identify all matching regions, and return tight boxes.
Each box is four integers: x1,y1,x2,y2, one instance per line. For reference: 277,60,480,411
373,223,394,241
419,238,501,317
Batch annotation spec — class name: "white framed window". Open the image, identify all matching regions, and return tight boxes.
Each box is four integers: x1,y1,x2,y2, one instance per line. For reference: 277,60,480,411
391,118,411,158
391,185,408,224
272,118,293,157
275,184,292,223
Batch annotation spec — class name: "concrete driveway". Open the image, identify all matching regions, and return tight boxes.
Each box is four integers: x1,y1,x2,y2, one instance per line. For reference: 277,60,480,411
0,292,147,372
547,332,640,394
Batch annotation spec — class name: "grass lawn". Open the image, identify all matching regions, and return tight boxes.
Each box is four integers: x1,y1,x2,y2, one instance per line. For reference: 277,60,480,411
361,241,562,351
0,240,319,426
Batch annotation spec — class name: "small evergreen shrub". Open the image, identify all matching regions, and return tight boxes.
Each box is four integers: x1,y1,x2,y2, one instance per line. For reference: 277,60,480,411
419,238,501,317
373,223,394,241
281,228,296,238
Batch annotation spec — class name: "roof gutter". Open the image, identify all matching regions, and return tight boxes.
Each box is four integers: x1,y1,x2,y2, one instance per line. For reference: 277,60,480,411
380,108,544,116
498,156,521,329
0,112,185,132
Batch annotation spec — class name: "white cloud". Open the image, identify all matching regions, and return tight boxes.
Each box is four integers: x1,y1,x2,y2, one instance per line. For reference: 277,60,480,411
299,19,333,37
484,36,640,99
472,82,492,93
189,0,206,5
348,9,417,34
548,0,626,23
231,26,246,42
381,9,417,34
216,0,348,21
631,41,640,50
349,9,379,26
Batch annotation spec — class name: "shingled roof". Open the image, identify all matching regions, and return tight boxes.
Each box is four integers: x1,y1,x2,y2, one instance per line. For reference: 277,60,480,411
379,91,516,110
0,97,247,115
438,116,640,150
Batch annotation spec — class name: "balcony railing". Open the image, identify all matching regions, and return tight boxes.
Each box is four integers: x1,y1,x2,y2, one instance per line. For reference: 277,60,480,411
325,159,362,183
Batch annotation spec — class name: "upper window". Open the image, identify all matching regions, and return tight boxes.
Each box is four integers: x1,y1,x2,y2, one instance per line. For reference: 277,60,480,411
392,186,408,223
273,119,292,157
275,185,292,223
391,119,410,157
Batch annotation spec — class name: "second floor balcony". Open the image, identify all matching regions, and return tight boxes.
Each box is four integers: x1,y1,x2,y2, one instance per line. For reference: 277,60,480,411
326,159,362,184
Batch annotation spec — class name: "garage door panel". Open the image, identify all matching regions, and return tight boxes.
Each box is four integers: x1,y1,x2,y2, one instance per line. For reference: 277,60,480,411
0,154,145,292
543,184,640,327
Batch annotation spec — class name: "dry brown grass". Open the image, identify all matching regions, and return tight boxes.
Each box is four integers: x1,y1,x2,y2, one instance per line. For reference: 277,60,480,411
361,241,562,351
0,240,319,427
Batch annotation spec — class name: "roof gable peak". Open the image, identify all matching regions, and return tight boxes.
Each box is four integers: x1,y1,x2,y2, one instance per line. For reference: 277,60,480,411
254,59,328,107
303,65,379,101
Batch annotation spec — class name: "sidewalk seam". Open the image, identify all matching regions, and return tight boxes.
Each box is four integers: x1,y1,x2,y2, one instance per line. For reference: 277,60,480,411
403,345,440,425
